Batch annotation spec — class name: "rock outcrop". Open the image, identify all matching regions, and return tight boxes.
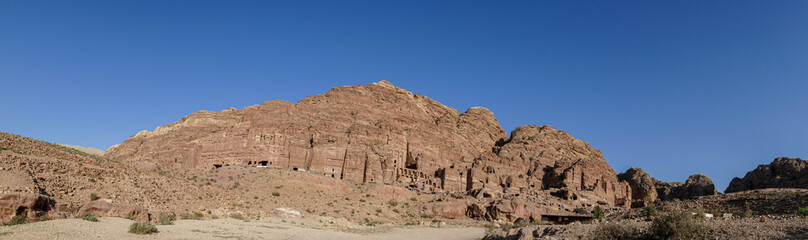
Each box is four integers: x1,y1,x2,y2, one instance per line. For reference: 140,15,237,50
617,167,657,207
655,174,719,200
726,157,808,193
77,200,150,221
0,193,50,222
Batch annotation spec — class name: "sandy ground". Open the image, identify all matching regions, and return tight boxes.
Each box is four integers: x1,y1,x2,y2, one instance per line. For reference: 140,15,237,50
0,218,485,240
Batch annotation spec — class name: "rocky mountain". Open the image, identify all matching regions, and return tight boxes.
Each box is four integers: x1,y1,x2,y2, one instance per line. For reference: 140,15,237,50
106,80,633,216
725,157,808,193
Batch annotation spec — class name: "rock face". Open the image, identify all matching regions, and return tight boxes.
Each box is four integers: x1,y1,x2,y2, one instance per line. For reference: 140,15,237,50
106,81,632,209
0,193,50,222
726,157,808,193
655,174,719,200
77,200,150,221
617,167,657,207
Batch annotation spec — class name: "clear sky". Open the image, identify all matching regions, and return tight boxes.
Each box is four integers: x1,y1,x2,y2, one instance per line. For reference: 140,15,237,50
2,1,807,192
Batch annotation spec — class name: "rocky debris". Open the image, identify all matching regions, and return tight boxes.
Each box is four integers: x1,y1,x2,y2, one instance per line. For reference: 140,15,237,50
725,157,808,193
617,167,658,207
655,174,719,200
0,193,50,222
77,200,150,221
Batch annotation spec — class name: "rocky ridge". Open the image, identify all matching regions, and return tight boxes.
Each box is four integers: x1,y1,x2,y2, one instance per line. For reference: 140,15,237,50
726,157,808,193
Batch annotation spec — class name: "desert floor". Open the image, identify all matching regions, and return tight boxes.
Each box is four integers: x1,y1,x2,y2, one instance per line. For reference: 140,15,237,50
0,218,485,240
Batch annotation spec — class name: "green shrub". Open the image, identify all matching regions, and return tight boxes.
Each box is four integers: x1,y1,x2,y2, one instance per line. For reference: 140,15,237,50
272,191,280,197
643,203,658,217
89,193,99,201
796,207,808,216
3,213,27,226
648,212,712,240
128,222,158,235
593,205,604,220
388,199,399,207
158,212,176,225
81,216,99,222
587,223,642,240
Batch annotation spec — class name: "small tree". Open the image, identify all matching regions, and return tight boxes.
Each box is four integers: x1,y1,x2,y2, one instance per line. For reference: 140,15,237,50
796,207,808,216
593,205,604,220
643,203,658,217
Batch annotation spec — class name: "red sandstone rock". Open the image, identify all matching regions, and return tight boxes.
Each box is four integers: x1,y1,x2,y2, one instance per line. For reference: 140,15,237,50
0,193,50,222
105,81,633,210
77,200,150,221
421,201,468,219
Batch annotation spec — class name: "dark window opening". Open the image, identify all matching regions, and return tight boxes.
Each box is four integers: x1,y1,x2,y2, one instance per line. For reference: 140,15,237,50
259,161,268,166
214,164,222,168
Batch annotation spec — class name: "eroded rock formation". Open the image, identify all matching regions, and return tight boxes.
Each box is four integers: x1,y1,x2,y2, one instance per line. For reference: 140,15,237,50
655,174,719,200
726,157,808,193
617,167,657,207
105,81,634,218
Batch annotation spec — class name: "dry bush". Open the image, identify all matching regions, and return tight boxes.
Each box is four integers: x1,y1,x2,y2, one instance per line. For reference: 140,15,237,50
648,211,712,240
587,222,642,240
158,212,176,225
128,222,157,235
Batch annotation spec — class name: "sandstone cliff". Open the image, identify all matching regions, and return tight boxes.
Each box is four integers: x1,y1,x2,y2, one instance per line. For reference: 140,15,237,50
106,81,632,208
725,157,808,193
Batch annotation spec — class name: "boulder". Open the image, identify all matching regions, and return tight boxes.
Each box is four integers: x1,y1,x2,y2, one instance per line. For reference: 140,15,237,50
484,198,542,223
421,201,467,219
77,200,150,221
0,193,50,222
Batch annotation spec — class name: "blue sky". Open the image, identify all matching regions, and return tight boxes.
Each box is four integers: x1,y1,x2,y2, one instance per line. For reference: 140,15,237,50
1,1,807,191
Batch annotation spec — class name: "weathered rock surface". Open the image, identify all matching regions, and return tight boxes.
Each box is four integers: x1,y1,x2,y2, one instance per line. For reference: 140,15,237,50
655,174,719,200
77,200,150,221
0,193,50,221
726,157,808,193
105,81,633,210
617,167,657,207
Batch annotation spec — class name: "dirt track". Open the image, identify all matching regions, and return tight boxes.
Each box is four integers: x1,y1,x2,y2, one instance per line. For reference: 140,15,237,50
0,218,485,240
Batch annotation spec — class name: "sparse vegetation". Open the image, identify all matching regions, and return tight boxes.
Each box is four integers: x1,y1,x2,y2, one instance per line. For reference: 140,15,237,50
796,207,808,216
128,222,158,235
180,212,203,220
644,203,659,217
593,205,604,220
388,199,399,207
648,211,712,240
2,213,27,226
587,223,642,240
89,193,99,201
272,191,280,197
410,197,418,201
80,216,99,222
158,212,176,225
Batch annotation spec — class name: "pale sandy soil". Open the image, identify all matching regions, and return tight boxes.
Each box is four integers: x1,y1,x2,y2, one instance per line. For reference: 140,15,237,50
0,218,485,240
